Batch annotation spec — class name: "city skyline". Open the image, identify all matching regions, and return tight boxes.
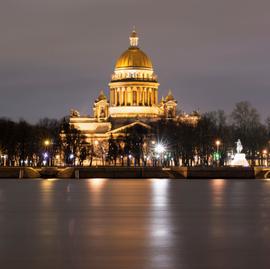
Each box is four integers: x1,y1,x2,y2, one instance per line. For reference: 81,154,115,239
1,0,270,122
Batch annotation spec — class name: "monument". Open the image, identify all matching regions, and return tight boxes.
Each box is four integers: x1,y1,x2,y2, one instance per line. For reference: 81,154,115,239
230,139,249,167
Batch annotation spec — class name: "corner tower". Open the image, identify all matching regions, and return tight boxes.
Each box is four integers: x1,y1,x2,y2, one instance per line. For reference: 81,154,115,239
109,29,160,118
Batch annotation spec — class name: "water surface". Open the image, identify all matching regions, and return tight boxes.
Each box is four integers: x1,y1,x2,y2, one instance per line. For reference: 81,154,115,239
0,178,270,269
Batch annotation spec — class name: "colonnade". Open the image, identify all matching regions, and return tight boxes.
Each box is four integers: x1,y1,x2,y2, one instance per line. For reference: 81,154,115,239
110,87,158,106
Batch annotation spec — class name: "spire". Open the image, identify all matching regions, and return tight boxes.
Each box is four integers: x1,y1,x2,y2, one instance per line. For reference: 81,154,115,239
129,27,139,47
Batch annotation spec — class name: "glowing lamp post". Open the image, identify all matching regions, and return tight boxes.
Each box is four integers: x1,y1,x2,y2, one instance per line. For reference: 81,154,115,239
215,140,221,151
69,154,75,166
43,139,51,166
155,143,166,166
43,152,49,166
44,140,50,147
215,140,221,166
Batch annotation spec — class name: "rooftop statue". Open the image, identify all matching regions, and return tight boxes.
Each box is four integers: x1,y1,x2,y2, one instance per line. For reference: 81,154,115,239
70,109,80,117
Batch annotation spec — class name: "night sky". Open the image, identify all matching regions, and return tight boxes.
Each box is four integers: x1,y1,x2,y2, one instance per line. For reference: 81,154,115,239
1,0,269,123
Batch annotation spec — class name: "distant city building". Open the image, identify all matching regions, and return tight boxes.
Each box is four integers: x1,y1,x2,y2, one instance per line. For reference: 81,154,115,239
69,30,198,152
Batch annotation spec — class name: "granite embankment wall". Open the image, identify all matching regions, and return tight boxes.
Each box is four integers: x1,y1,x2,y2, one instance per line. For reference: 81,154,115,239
0,167,40,178
0,166,269,179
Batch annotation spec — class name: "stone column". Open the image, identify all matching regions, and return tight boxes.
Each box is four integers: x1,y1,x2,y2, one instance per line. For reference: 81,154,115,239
120,88,123,106
122,88,124,106
110,89,112,105
117,89,120,106
127,87,131,106
114,89,117,106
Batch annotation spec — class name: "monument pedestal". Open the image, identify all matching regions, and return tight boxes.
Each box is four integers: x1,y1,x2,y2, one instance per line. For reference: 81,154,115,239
231,153,249,167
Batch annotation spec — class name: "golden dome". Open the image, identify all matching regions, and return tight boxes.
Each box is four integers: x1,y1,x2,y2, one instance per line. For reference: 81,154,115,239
115,29,153,69
115,47,153,69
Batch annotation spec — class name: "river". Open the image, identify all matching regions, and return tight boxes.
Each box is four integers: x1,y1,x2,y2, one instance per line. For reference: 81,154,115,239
0,178,270,269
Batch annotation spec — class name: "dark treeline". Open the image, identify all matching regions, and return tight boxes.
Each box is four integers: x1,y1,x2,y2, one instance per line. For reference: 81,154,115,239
152,101,270,166
0,101,269,167
0,118,62,166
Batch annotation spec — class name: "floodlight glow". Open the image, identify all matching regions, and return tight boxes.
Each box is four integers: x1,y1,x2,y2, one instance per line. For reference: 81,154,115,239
215,140,221,146
44,140,50,146
155,144,165,154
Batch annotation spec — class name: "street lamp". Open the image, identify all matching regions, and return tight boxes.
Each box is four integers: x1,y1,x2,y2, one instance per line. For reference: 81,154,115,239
155,143,166,166
155,143,165,154
215,140,221,149
44,140,50,146
215,140,221,166
43,152,49,166
44,139,51,166
69,154,75,166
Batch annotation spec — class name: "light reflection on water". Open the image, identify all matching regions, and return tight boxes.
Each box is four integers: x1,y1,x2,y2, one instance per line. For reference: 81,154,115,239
87,178,108,207
211,179,226,207
1,178,270,268
87,178,108,191
148,179,178,269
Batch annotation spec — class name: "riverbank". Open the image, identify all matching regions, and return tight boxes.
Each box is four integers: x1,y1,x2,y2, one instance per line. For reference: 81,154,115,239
0,166,269,179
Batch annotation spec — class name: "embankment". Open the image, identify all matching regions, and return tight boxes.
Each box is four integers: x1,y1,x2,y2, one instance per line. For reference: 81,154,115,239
0,166,269,179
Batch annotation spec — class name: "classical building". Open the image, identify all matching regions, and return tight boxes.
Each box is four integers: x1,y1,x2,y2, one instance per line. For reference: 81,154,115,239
70,29,198,146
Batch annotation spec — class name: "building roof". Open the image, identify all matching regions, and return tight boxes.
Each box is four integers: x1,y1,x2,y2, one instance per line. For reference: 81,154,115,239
115,30,153,69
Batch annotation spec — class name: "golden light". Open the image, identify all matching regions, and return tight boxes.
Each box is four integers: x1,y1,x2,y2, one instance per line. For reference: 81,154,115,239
263,149,268,155
94,140,99,146
215,140,221,146
88,178,107,191
44,140,50,146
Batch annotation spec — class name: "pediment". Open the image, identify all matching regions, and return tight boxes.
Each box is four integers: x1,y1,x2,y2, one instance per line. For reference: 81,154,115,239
108,121,151,134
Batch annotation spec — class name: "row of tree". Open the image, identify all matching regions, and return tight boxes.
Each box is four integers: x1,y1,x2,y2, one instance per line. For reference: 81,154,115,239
0,101,269,167
0,118,62,166
152,101,270,166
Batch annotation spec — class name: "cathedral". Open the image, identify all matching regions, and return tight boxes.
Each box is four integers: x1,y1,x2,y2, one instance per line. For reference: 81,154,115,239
69,30,198,145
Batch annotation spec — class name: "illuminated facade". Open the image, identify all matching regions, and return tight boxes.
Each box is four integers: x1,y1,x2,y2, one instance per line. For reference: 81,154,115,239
70,30,197,146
